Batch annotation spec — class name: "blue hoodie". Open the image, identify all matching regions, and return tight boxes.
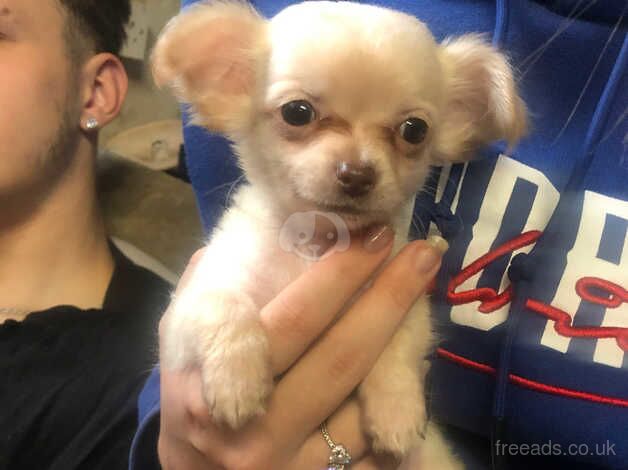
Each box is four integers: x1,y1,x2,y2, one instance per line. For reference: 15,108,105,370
130,1,627,469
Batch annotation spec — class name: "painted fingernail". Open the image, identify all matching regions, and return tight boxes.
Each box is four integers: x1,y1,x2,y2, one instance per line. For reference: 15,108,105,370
427,235,449,254
415,244,442,273
364,225,394,252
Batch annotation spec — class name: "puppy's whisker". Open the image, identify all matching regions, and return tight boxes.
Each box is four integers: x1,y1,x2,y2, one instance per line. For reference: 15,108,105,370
225,174,246,206
419,186,438,197
201,178,243,199
416,191,436,203
410,214,428,239
420,182,440,193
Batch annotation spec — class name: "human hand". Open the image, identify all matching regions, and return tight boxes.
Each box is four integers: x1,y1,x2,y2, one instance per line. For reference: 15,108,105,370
157,227,444,469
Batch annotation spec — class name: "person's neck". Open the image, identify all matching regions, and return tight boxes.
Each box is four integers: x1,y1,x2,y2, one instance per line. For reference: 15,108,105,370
0,142,114,321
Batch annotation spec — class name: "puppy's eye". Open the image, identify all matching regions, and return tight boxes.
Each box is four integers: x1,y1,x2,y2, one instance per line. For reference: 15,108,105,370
399,118,429,144
281,100,316,126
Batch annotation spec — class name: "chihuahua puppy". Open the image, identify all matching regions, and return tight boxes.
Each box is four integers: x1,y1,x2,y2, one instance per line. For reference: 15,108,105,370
153,0,526,466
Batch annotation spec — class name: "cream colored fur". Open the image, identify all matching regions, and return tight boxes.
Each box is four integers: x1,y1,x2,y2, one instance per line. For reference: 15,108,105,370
153,1,526,466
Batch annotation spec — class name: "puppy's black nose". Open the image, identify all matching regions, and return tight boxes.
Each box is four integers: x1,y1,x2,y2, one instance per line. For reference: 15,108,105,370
336,162,376,198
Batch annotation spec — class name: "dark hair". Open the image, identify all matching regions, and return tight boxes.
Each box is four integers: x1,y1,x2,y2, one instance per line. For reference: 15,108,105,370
57,0,132,57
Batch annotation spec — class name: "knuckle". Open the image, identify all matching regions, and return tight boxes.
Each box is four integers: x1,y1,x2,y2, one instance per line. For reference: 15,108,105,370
184,401,211,429
269,294,310,339
327,346,360,384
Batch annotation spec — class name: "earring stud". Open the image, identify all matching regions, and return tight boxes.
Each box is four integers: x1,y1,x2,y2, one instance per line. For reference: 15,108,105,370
85,117,99,130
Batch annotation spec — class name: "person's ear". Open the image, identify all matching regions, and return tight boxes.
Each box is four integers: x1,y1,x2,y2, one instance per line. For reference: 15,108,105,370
79,53,129,132
151,1,267,134
434,35,527,163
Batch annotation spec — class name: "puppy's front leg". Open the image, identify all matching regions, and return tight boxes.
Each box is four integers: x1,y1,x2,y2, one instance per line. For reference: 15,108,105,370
358,296,432,457
161,247,272,429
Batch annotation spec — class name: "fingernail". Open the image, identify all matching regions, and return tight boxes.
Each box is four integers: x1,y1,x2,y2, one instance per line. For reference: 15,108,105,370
364,225,394,252
415,245,442,273
426,235,449,254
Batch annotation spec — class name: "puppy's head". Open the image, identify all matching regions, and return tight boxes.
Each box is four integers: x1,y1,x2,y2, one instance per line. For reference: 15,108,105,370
153,1,526,230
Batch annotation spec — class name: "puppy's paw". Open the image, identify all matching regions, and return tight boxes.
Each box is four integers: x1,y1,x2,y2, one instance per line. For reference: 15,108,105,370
197,295,273,429
359,360,427,458
163,290,273,429
200,340,272,429
363,391,427,457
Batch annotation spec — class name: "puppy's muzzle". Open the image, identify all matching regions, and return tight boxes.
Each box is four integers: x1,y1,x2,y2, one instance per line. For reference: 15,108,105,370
336,161,376,198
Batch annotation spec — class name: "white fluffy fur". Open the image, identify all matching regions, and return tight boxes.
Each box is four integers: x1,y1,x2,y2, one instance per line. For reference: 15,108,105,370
153,1,526,465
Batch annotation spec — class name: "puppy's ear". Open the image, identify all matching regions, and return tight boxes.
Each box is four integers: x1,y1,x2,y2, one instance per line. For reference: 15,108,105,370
152,1,267,133
434,35,527,163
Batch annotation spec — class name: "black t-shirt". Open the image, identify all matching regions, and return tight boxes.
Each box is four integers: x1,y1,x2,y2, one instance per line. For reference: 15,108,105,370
0,247,171,470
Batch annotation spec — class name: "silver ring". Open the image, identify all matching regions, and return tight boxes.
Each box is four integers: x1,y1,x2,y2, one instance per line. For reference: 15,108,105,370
320,420,352,470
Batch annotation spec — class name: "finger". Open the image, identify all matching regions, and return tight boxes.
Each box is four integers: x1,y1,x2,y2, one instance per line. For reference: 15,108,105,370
166,368,277,468
161,367,234,461
159,368,208,443
292,399,370,467
261,225,394,375
271,239,444,444
178,368,213,429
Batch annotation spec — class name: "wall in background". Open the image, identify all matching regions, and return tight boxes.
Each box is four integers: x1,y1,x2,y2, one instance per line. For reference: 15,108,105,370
95,2,204,273
101,0,182,144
